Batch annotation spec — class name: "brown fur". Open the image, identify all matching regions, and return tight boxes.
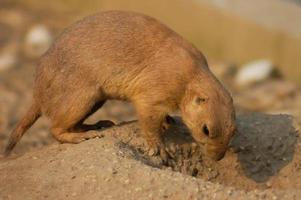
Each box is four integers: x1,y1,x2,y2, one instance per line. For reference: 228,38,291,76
4,11,236,161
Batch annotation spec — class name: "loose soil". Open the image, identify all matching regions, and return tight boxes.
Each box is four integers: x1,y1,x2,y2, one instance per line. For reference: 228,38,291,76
0,113,300,199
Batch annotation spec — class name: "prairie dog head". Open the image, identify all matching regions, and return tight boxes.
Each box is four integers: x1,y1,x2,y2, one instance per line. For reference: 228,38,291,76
180,69,236,161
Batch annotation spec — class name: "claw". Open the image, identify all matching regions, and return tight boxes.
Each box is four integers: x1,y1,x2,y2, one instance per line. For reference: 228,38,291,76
160,148,169,164
147,143,170,165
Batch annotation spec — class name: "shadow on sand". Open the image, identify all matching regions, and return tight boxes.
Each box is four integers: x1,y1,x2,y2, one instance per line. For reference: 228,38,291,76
231,113,298,182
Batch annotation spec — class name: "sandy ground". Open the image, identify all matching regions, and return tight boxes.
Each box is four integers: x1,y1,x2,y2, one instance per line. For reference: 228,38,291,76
0,113,301,200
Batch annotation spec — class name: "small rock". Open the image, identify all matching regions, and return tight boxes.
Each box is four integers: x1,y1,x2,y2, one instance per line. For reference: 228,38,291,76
0,54,17,71
0,51,17,71
235,60,275,87
111,168,118,174
24,24,52,58
227,189,233,196
266,181,272,188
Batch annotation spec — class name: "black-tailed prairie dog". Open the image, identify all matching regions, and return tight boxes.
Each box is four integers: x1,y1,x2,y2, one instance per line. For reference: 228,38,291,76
5,11,236,161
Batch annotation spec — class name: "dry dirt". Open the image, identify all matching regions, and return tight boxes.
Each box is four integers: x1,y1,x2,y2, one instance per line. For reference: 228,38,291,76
0,113,301,200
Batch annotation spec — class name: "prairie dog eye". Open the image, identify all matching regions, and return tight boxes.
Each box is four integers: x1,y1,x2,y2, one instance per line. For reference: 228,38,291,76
202,124,210,137
195,97,206,105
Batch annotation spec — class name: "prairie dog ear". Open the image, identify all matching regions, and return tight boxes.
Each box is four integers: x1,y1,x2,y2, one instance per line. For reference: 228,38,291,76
195,97,207,105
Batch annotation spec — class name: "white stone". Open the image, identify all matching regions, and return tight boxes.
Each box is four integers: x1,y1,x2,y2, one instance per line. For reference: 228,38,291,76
24,24,52,58
235,59,274,87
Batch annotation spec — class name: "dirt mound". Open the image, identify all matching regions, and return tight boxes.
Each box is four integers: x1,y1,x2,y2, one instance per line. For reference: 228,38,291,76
0,113,300,199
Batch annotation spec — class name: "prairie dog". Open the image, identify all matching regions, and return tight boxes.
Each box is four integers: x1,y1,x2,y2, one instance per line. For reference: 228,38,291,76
5,11,236,161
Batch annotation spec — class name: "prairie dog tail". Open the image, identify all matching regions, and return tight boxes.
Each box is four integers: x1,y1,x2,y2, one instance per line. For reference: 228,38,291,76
4,103,41,156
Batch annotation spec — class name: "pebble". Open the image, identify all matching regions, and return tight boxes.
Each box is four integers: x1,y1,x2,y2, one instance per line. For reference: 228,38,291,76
124,179,130,184
266,181,272,188
235,59,274,87
227,189,233,196
0,50,17,71
111,168,118,174
24,24,52,58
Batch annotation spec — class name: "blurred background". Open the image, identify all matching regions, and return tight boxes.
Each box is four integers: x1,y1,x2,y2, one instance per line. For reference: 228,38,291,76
0,0,300,155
